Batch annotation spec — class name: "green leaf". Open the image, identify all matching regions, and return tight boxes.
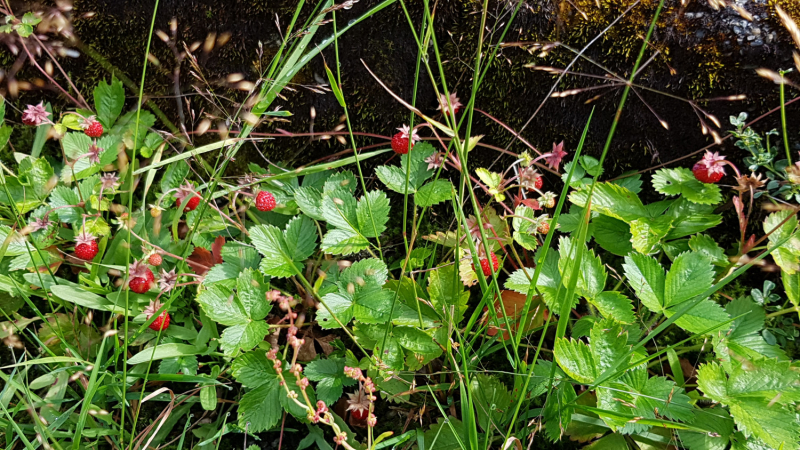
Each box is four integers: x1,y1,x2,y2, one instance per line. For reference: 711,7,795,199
238,378,282,432
630,215,673,255
558,237,606,299
231,351,273,389
652,167,722,204
512,205,539,251
590,318,628,374
697,361,800,450
665,198,722,239
356,190,389,238
393,326,441,356
294,186,325,220
62,132,93,160
305,357,355,405
251,216,317,278
375,143,434,194
783,269,800,306
469,374,512,432
51,285,121,313
320,229,369,255
427,264,469,324
713,297,786,365
764,210,800,274
677,406,733,450
569,182,647,223
592,215,633,256
423,416,467,450
159,355,199,376
622,253,666,313
415,179,454,207
218,321,271,357
94,76,125,128
318,259,388,328
664,252,715,308
543,379,577,441
161,162,190,194
689,234,728,266
21,12,41,25
127,343,203,365
195,270,271,356
592,291,635,324
554,338,596,384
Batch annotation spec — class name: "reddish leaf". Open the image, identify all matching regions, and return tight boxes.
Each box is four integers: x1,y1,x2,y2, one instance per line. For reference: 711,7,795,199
482,290,548,341
187,236,226,275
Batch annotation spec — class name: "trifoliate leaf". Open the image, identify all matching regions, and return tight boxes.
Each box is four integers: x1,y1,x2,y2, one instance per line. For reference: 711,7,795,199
251,215,317,278
697,360,800,450
304,357,355,405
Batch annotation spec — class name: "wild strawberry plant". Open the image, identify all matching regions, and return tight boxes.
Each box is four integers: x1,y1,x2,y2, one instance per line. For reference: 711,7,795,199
2,1,800,449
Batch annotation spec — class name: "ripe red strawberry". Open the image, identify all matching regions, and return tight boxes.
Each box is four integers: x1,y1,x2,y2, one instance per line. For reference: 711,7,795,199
391,132,411,154
129,277,151,294
351,408,368,421
148,310,170,331
534,175,543,190
255,191,276,212
473,252,499,277
83,120,104,138
144,300,170,331
148,253,163,266
176,195,200,212
74,232,98,260
537,221,550,234
75,240,98,260
692,162,723,183
391,125,419,155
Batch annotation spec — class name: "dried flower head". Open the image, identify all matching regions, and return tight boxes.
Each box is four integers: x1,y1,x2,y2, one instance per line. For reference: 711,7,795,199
424,152,446,171
21,102,50,126
74,231,96,246
174,183,197,204
30,217,52,232
397,124,421,143
544,141,568,171
436,92,462,115
734,172,766,193
100,172,120,190
158,268,178,292
346,389,371,417
519,166,542,190
142,300,164,319
80,143,103,164
129,260,152,279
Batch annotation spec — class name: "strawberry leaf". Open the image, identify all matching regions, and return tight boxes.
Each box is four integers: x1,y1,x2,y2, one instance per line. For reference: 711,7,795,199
652,167,722,205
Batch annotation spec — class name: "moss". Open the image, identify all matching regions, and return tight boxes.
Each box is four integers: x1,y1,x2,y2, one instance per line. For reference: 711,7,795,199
771,0,800,23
